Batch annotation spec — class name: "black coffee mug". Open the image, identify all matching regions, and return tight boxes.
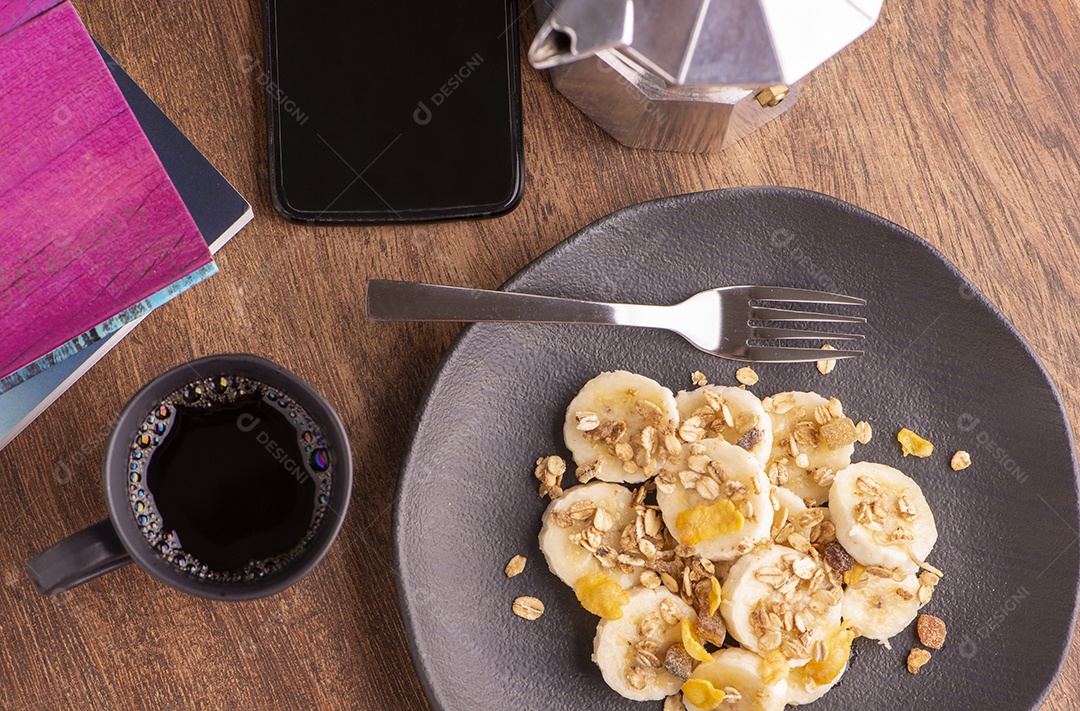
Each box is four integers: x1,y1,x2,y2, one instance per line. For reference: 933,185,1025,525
28,354,353,600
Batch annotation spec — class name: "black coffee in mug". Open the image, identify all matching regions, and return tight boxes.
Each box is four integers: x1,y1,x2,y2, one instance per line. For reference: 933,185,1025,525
29,354,352,600
128,375,333,583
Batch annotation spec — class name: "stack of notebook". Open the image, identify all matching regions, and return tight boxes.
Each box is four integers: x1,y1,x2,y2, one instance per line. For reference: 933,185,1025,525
0,1,252,448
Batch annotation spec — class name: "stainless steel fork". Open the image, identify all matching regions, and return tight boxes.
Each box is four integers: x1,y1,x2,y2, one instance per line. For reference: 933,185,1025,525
366,280,865,363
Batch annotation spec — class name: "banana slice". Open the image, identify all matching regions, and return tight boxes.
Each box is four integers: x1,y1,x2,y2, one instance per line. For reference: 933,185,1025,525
770,486,807,530
539,482,639,590
593,587,696,701
656,439,772,560
719,545,842,665
564,371,679,484
785,623,855,705
765,392,857,504
786,660,848,706
829,462,938,574
841,567,922,640
682,648,788,711
674,385,773,465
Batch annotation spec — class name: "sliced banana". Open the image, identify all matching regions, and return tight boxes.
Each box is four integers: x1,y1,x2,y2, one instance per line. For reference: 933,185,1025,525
785,623,855,705
682,648,788,711
593,587,696,701
769,486,807,535
829,462,938,574
539,482,639,590
766,392,857,504
674,385,773,465
841,567,922,641
656,439,772,560
719,545,842,665
786,660,848,706
564,371,679,484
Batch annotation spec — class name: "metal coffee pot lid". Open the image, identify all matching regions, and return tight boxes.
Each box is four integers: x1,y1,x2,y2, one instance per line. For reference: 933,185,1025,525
530,0,883,87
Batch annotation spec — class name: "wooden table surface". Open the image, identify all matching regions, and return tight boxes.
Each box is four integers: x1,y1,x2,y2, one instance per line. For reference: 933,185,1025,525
1,0,1078,708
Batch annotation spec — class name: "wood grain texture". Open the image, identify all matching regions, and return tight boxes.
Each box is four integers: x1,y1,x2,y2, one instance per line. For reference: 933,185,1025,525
0,0,1077,709
0,2,211,375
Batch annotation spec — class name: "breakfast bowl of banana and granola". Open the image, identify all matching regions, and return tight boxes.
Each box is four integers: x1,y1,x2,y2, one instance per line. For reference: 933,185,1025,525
393,188,1080,711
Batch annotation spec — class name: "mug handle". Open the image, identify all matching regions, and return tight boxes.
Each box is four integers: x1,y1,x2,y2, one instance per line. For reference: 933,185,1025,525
28,519,132,594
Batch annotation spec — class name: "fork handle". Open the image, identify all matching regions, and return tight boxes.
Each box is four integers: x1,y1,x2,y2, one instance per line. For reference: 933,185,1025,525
366,280,626,325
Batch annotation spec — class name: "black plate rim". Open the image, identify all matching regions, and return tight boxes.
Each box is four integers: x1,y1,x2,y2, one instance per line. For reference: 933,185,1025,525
392,185,1080,711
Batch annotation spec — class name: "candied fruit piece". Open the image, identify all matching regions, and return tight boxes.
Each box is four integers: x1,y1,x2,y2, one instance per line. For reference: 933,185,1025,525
676,499,744,545
897,428,934,457
680,619,714,662
681,678,725,709
803,624,856,685
574,573,629,620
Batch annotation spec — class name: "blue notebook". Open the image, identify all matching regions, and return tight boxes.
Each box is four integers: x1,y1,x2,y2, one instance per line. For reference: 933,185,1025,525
0,42,253,449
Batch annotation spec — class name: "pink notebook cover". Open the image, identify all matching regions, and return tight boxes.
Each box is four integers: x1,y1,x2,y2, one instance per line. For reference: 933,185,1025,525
0,1,213,377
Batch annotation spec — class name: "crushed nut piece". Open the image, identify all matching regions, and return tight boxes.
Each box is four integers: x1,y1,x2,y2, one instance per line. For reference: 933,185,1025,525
816,344,837,375
696,613,727,647
917,614,947,649
691,371,709,387
512,596,544,620
504,555,527,578
663,644,695,681
906,648,932,674
951,450,972,471
735,367,759,386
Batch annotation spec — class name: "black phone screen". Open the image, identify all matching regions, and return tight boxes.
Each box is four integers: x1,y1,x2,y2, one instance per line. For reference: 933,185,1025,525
263,1,523,222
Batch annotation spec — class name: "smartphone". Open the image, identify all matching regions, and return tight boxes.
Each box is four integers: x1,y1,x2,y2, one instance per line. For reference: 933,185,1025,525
261,1,524,223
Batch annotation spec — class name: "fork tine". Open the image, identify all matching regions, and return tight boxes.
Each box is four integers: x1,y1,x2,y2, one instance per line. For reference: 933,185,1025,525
750,327,864,341
751,307,866,324
743,346,864,363
747,286,866,305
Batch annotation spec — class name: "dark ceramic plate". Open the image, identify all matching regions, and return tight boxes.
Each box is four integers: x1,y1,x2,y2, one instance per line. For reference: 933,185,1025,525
393,187,1079,711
